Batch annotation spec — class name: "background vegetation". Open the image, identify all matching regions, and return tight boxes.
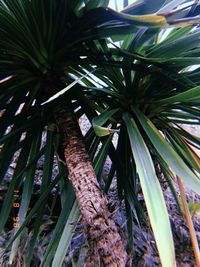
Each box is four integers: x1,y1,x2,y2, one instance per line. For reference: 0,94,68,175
0,0,200,266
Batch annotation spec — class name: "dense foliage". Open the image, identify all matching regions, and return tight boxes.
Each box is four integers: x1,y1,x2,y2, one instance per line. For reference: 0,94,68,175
0,0,200,266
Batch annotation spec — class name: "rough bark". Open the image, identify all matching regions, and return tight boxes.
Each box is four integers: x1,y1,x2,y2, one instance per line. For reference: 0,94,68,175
53,100,127,266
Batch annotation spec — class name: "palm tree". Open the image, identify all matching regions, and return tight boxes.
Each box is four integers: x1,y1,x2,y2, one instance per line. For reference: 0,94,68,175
0,0,200,266
86,7,200,266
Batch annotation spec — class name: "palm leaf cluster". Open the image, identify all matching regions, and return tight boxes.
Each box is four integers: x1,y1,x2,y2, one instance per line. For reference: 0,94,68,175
0,0,200,266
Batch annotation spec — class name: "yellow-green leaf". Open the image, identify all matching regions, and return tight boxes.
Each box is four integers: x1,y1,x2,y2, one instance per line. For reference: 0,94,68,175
123,112,176,267
134,108,200,195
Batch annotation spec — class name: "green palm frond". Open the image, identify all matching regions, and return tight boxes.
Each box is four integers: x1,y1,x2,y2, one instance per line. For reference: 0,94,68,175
1,0,200,266
82,25,200,265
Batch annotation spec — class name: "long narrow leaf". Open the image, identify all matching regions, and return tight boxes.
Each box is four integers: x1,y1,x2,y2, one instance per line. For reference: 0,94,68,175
52,201,80,267
134,108,200,195
157,85,200,104
123,112,176,267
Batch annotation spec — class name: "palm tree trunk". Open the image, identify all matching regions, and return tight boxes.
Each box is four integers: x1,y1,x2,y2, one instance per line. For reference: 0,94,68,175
53,99,128,266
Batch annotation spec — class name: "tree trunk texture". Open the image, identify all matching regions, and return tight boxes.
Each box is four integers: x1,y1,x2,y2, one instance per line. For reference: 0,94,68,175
53,100,128,266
